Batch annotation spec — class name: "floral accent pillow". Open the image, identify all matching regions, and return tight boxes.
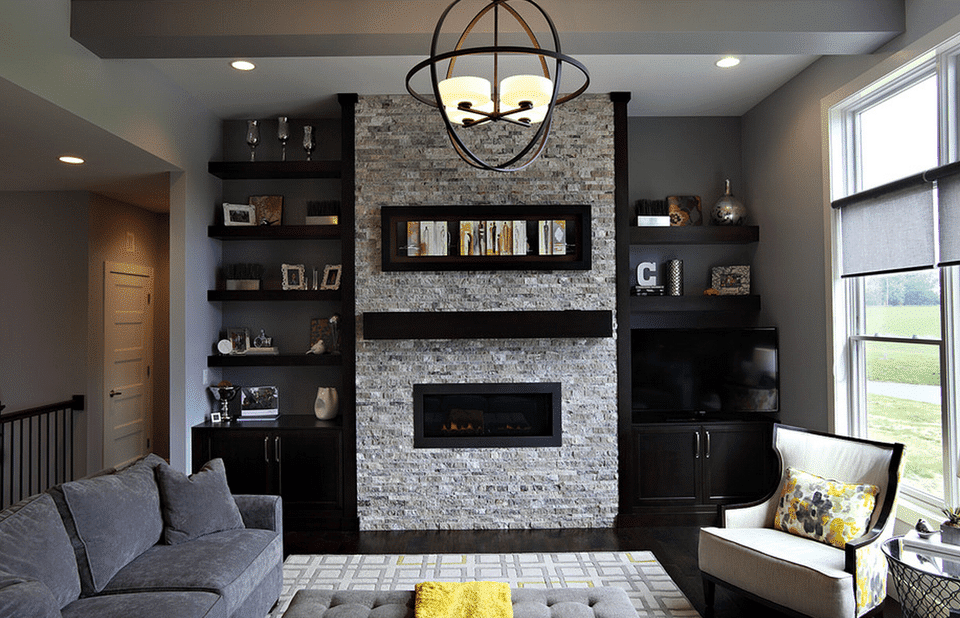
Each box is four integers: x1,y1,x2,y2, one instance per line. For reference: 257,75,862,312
773,467,880,549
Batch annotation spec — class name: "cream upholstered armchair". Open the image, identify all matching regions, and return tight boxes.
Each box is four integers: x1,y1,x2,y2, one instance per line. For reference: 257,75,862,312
699,424,904,618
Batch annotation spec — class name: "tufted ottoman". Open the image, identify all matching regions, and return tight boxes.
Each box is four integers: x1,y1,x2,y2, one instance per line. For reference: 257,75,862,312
282,587,639,618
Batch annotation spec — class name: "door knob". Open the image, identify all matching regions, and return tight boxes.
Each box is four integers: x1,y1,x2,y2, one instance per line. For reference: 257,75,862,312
109,390,122,398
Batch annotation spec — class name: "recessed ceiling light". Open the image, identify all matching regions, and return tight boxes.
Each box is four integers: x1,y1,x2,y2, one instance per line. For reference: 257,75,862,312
231,60,256,71
716,56,741,69
59,155,85,165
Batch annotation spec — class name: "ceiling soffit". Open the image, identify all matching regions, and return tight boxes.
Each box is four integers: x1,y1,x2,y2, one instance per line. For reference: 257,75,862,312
71,0,904,59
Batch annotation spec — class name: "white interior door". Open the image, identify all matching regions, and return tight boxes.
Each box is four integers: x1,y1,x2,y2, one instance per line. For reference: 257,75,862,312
103,261,154,470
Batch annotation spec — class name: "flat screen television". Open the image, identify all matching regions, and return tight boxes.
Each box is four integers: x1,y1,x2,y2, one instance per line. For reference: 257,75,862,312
631,327,779,415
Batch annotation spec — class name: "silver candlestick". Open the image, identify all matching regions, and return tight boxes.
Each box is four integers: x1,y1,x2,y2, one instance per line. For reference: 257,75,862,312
277,116,289,162
246,120,260,162
302,125,315,161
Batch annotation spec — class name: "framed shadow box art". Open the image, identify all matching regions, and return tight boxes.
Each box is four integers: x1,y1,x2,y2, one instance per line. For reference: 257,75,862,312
711,265,750,295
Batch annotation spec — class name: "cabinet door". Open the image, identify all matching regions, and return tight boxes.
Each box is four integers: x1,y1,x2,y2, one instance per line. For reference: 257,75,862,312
633,425,701,506
702,423,774,504
203,429,274,496
276,430,342,508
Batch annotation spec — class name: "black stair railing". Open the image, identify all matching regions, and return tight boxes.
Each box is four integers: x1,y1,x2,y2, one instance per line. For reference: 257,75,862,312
0,395,83,508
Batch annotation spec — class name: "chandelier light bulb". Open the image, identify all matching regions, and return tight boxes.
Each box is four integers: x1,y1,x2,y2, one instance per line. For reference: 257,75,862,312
500,75,554,112
438,76,492,110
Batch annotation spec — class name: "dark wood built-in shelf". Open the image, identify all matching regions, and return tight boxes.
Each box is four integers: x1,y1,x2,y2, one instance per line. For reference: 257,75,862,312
363,310,613,340
207,354,343,367
207,290,340,302
630,226,759,245
208,225,340,240
629,295,761,312
208,160,342,180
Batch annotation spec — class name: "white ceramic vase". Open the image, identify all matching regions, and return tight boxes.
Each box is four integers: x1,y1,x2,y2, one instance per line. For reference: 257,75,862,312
314,387,339,420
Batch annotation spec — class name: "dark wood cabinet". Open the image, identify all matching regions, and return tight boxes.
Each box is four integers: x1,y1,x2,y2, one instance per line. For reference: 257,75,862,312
193,417,345,530
630,420,775,524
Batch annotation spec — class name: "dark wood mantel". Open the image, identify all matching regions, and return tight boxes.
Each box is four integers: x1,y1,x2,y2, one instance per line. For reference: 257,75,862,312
362,310,613,340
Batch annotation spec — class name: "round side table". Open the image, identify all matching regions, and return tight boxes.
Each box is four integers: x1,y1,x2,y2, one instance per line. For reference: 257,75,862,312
883,536,960,618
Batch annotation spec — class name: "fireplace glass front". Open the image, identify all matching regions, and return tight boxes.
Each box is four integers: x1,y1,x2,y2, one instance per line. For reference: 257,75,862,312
413,383,561,448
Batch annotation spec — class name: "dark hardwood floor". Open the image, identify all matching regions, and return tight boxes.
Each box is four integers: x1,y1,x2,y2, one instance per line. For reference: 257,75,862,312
285,525,903,617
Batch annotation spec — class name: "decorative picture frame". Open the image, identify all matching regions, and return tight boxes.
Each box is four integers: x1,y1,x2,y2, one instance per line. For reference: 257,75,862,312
223,203,256,226
711,265,751,296
281,263,306,290
248,195,283,226
321,264,342,290
226,327,250,354
240,386,279,416
210,411,223,423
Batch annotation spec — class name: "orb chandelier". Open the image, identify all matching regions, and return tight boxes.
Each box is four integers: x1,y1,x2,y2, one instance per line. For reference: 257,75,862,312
405,0,590,172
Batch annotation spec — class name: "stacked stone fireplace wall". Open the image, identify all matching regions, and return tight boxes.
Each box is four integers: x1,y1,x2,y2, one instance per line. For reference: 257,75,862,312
354,94,618,530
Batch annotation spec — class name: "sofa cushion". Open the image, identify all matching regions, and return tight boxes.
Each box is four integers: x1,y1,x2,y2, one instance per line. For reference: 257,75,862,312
57,455,164,593
0,493,80,608
774,467,879,548
155,458,244,544
101,527,281,616
61,590,226,618
0,570,61,618
699,526,853,618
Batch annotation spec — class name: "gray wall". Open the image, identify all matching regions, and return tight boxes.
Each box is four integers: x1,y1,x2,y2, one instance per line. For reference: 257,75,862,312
741,3,960,431
0,192,89,411
0,191,89,478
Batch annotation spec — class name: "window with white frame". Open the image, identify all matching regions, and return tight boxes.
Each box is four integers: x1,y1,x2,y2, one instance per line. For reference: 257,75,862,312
830,46,960,510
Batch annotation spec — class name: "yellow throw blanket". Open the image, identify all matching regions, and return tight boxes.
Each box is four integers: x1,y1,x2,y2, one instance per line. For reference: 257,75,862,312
414,581,513,618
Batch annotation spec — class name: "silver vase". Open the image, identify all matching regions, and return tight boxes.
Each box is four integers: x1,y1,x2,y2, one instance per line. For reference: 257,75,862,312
710,179,747,226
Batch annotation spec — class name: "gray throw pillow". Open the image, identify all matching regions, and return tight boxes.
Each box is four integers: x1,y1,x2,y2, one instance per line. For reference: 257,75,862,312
59,457,164,593
155,458,244,545
0,494,80,608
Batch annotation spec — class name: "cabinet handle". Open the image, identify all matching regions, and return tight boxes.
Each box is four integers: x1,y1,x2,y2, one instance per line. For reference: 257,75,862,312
705,431,711,459
275,436,281,463
263,436,269,463
694,431,700,459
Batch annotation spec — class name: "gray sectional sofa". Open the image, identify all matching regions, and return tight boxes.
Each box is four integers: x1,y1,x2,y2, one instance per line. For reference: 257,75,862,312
0,454,283,618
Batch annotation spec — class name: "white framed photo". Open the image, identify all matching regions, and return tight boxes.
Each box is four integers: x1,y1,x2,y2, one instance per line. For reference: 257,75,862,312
223,202,256,226
210,411,223,423
281,263,306,290
321,264,342,290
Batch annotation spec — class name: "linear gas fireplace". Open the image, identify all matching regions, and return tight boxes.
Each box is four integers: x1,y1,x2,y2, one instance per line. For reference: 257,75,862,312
413,383,561,448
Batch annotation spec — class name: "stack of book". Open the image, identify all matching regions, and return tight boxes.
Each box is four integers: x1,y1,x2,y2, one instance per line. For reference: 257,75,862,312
632,285,666,296
902,529,960,561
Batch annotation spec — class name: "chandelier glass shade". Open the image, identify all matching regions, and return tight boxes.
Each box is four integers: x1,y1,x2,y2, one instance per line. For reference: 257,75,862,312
406,0,590,172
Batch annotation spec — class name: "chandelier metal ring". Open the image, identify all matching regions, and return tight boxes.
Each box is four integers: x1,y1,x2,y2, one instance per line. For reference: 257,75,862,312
405,0,591,172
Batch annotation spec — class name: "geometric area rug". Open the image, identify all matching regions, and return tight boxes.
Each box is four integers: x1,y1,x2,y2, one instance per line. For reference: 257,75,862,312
271,552,700,617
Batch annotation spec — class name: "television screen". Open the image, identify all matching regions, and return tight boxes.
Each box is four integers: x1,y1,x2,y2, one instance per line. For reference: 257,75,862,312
631,327,779,414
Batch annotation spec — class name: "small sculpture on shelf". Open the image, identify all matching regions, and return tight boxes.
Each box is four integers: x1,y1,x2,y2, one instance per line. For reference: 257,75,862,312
314,387,339,420
209,381,241,422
